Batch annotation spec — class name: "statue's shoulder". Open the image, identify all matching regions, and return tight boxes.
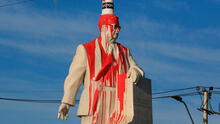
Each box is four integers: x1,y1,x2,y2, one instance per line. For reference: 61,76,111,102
82,38,97,54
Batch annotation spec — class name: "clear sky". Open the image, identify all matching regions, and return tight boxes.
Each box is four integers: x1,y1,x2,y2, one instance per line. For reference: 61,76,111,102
0,0,220,124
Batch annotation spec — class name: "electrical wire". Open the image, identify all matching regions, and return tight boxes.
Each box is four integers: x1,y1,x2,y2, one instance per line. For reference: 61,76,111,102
0,97,61,103
152,86,197,95
0,91,201,103
0,97,79,104
152,92,200,99
1,86,216,94
0,86,218,103
212,91,220,94
0,0,34,8
0,90,63,93
213,87,220,90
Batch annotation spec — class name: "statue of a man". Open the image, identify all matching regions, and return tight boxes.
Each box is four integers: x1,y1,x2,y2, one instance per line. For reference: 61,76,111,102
57,0,144,123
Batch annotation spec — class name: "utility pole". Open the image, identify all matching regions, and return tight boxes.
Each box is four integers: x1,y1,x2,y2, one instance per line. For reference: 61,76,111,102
203,89,209,124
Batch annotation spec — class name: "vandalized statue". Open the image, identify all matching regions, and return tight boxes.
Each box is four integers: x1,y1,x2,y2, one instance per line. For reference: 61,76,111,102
58,0,144,123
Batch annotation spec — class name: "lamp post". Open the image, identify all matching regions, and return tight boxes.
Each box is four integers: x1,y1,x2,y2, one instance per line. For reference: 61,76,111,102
171,95,194,124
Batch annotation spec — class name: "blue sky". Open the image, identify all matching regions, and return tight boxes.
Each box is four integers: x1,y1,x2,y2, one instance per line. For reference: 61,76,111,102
0,0,220,124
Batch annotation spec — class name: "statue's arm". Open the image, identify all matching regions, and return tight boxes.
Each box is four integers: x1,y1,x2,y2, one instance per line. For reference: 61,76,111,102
58,44,87,120
61,44,87,106
127,49,144,84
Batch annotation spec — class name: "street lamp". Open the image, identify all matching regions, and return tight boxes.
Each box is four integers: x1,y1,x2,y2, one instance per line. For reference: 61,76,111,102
171,95,194,124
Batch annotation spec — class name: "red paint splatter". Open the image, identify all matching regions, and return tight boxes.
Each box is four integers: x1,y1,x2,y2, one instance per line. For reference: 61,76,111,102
83,36,129,123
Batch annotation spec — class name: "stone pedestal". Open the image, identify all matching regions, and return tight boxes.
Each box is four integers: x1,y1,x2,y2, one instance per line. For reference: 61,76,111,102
129,78,153,124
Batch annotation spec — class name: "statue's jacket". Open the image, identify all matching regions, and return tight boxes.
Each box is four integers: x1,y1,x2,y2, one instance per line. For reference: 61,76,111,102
62,37,144,123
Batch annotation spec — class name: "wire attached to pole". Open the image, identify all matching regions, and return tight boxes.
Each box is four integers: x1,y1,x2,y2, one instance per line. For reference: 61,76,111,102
0,97,80,104
153,92,200,99
152,86,197,95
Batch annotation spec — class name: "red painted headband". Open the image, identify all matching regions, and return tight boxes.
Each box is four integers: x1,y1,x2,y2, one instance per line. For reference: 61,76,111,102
98,14,120,31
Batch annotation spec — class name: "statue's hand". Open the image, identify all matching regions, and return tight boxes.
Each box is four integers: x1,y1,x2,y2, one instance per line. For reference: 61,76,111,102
57,103,70,120
127,68,141,85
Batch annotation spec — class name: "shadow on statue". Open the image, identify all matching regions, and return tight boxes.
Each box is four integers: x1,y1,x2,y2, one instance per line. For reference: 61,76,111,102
129,78,153,124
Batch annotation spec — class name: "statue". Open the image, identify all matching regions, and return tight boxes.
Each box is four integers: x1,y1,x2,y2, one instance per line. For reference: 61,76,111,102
57,0,144,123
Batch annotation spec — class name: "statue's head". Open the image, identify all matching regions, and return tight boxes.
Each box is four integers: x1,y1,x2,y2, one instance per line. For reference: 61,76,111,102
98,14,121,42
99,0,120,42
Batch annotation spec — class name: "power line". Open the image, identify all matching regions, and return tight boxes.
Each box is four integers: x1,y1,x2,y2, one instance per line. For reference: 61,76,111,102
0,97,81,104
152,86,197,95
152,86,220,95
0,92,200,103
0,86,215,94
152,92,200,99
0,90,63,93
0,86,218,103
0,0,34,8
0,97,61,103
212,91,220,94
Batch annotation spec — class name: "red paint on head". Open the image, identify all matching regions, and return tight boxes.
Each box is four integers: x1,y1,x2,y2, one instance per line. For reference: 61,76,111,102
98,14,120,31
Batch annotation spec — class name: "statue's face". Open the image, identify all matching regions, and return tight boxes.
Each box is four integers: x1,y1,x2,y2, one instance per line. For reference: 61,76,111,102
101,24,121,43
111,24,120,41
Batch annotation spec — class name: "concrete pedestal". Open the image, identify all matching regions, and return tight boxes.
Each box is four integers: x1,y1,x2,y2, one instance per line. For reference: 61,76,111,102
129,78,153,124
